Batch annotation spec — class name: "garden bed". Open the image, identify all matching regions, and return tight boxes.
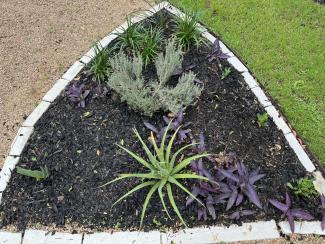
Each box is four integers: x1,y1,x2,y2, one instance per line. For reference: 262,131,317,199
0,4,323,235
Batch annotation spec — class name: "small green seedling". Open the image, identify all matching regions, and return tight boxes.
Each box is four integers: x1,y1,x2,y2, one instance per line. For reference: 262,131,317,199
221,67,231,80
287,177,318,198
257,112,269,127
16,166,49,181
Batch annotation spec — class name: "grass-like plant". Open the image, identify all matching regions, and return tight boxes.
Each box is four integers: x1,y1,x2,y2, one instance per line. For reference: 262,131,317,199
172,10,203,49
137,26,163,65
88,43,110,83
101,123,210,228
114,18,142,52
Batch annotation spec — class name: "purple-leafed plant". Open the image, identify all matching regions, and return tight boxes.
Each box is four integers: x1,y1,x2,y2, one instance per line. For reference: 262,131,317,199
144,108,192,144
207,38,230,72
229,210,256,220
219,162,265,210
172,64,197,77
321,194,325,230
67,84,90,108
269,192,314,233
186,134,221,220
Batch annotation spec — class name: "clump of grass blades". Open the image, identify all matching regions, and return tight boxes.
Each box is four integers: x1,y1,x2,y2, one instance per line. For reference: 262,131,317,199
88,43,110,84
114,18,142,52
137,26,163,65
172,11,203,49
101,122,211,228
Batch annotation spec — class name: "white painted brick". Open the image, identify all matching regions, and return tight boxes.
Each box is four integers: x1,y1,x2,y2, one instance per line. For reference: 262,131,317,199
22,101,51,127
99,34,117,49
162,227,217,244
83,231,161,244
0,156,20,193
274,117,291,135
201,32,234,58
80,47,96,65
9,127,33,156
163,221,279,243
43,79,70,102
165,4,186,19
279,221,325,235
0,231,22,244
313,171,325,195
131,1,169,24
62,61,84,82
227,56,248,72
23,230,82,244
265,106,291,134
219,41,234,56
251,86,272,107
285,133,316,172
241,71,259,89
201,31,216,44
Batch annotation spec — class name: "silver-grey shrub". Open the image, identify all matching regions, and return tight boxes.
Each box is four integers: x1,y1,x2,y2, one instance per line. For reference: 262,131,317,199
106,39,202,116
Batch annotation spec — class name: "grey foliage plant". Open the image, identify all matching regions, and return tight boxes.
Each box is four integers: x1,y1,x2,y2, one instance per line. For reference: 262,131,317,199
106,39,202,116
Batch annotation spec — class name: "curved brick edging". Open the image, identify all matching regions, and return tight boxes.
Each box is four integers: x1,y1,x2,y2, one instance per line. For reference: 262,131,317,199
0,2,324,243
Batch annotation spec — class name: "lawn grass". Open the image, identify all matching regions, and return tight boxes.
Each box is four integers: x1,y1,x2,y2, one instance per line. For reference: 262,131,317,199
169,0,325,163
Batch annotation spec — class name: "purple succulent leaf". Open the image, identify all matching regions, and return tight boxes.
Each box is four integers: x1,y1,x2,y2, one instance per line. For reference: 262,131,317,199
162,116,171,125
83,89,90,98
216,193,231,201
198,208,207,221
213,39,220,53
291,209,314,220
219,168,239,183
287,211,295,233
235,193,244,206
226,190,238,210
245,183,262,209
186,187,200,206
249,173,265,185
207,203,216,220
200,182,218,193
269,199,290,213
322,214,325,230
175,109,183,125
217,52,230,59
178,129,191,142
79,100,85,108
229,211,240,220
198,133,206,153
285,192,292,208
144,122,159,134
238,162,247,176
241,210,256,216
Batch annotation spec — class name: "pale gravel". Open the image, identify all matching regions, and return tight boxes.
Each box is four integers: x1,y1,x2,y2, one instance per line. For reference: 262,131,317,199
0,0,148,166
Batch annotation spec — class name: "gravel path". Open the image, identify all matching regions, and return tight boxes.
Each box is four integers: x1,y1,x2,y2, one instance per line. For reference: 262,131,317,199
0,0,147,167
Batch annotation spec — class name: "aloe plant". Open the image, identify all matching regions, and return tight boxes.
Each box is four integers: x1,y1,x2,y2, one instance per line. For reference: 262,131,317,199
101,122,210,228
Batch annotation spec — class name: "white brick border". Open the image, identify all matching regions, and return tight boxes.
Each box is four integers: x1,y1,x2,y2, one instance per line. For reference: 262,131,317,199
0,1,322,242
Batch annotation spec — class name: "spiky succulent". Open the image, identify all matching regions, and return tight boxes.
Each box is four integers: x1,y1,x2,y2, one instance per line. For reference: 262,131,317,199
101,122,210,228
269,192,314,233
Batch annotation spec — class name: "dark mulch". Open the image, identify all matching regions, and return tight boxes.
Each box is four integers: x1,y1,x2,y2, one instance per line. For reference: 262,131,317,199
0,10,322,232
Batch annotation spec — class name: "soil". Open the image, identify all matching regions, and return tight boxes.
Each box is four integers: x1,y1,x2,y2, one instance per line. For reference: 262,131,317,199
0,0,148,166
0,10,322,233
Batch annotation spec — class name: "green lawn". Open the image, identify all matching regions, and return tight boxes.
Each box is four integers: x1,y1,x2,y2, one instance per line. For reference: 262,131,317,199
170,0,325,163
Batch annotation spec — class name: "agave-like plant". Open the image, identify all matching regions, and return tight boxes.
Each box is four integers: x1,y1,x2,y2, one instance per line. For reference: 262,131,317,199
101,122,210,228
